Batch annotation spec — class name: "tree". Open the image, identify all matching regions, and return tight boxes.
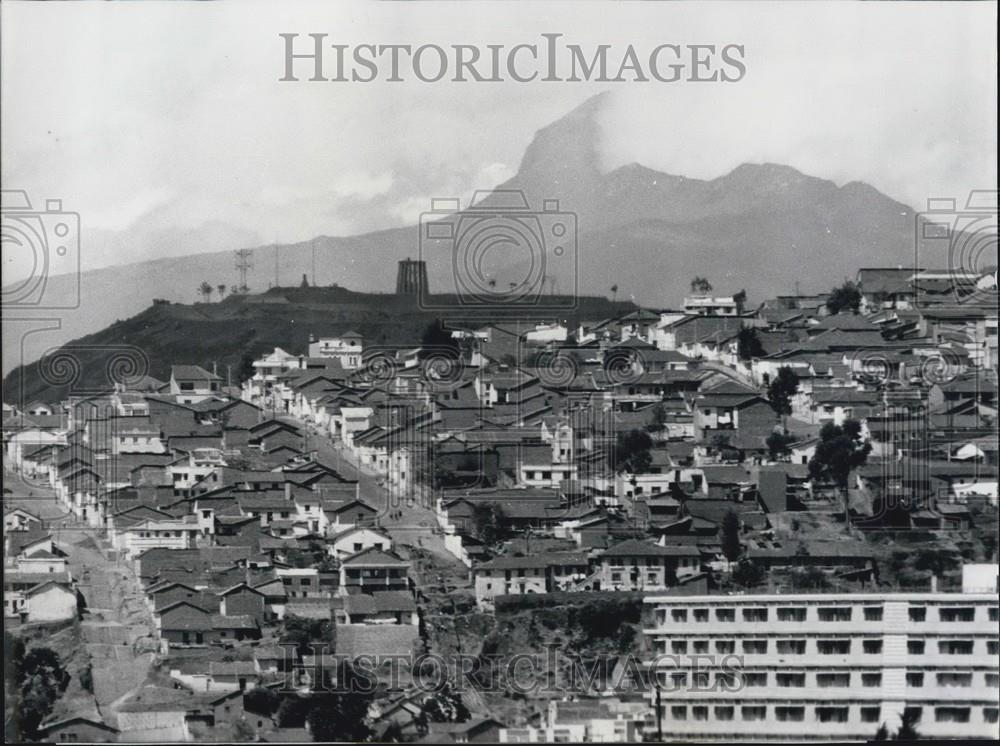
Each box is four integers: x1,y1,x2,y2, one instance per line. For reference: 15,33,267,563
217,284,227,300
720,510,742,562
767,366,800,419
419,682,470,724
419,320,461,361
872,723,890,741
306,663,375,742
610,284,619,301
894,708,921,741
731,559,765,587
198,281,213,303
808,419,871,513
300,274,310,288
280,616,335,655
736,326,765,361
765,430,796,460
471,502,512,547
238,352,256,384
647,402,668,433
690,276,712,294
6,645,70,740
733,288,748,313
245,686,280,716
826,280,862,315
613,429,653,474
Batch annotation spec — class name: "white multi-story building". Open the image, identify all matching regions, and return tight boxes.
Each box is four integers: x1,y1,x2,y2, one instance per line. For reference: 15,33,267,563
308,332,363,369
643,567,999,741
683,295,739,317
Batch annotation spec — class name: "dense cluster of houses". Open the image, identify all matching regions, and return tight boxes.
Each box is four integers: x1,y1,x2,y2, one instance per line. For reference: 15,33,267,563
2,264,997,742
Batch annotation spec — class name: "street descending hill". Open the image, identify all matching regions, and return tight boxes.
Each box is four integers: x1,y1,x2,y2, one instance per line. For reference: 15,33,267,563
2,93,923,375
2,286,637,404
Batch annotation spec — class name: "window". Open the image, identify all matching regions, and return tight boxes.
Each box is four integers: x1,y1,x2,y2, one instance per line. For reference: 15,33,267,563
864,606,883,621
670,706,687,721
715,608,735,622
817,607,853,622
669,672,687,687
777,639,806,655
903,707,922,724
741,706,767,722
743,607,768,622
939,607,975,622
671,641,687,654
909,606,926,622
715,640,735,654
935,707,970,723
863,639,883,654
816,707,849,723
989,607,999,622
817,639,851,655
938,640,974,655
817,673,851,688
692,706,708,721
693,608,709,622
744,672,767,687
715,672,739,690
776,706,805,722
988,640,999,655
906,672,924,688
693,640,709,654
936,672,972,687
907,640,925,655
862,673,882,687
986,673,1000,688
714,706,734,721
861,707,881,724
743,640,767,654
672,609,688,622
777,607,806,622
776,672,806,688
984,708,999,724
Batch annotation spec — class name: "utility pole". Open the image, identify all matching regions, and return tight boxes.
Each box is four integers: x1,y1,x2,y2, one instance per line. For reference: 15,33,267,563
274,244,279,288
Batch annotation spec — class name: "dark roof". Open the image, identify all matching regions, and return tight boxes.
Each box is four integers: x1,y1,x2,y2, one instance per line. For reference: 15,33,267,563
602,539,700,558
171,365,221,381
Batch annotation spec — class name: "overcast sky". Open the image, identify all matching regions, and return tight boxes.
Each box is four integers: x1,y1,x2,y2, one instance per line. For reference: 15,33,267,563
2,0,996,279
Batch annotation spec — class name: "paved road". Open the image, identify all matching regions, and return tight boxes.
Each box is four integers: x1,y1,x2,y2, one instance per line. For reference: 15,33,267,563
3,462,156,713
297,419,463,567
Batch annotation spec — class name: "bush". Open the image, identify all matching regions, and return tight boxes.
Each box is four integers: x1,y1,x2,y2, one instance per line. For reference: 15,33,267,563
244,686,279,716
732,559,766,588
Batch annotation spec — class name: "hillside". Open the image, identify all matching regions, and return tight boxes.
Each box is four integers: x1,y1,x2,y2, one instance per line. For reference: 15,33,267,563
2,286,637,404
3,93,927,375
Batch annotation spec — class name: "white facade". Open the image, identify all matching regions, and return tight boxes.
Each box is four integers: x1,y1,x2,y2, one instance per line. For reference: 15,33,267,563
643,587,1000,741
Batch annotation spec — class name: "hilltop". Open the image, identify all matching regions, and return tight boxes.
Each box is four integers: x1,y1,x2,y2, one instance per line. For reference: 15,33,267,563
2,286,636,404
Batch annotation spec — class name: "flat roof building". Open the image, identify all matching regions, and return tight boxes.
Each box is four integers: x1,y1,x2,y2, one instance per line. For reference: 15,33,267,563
642,572,999,741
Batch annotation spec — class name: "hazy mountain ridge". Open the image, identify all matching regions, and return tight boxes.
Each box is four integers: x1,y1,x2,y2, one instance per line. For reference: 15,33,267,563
3,93,920,375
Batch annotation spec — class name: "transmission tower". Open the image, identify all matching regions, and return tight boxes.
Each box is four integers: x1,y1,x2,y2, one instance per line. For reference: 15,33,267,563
234,249,253,292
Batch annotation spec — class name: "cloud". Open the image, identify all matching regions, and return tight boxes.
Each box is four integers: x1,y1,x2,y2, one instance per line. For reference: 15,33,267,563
2,0,995,274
